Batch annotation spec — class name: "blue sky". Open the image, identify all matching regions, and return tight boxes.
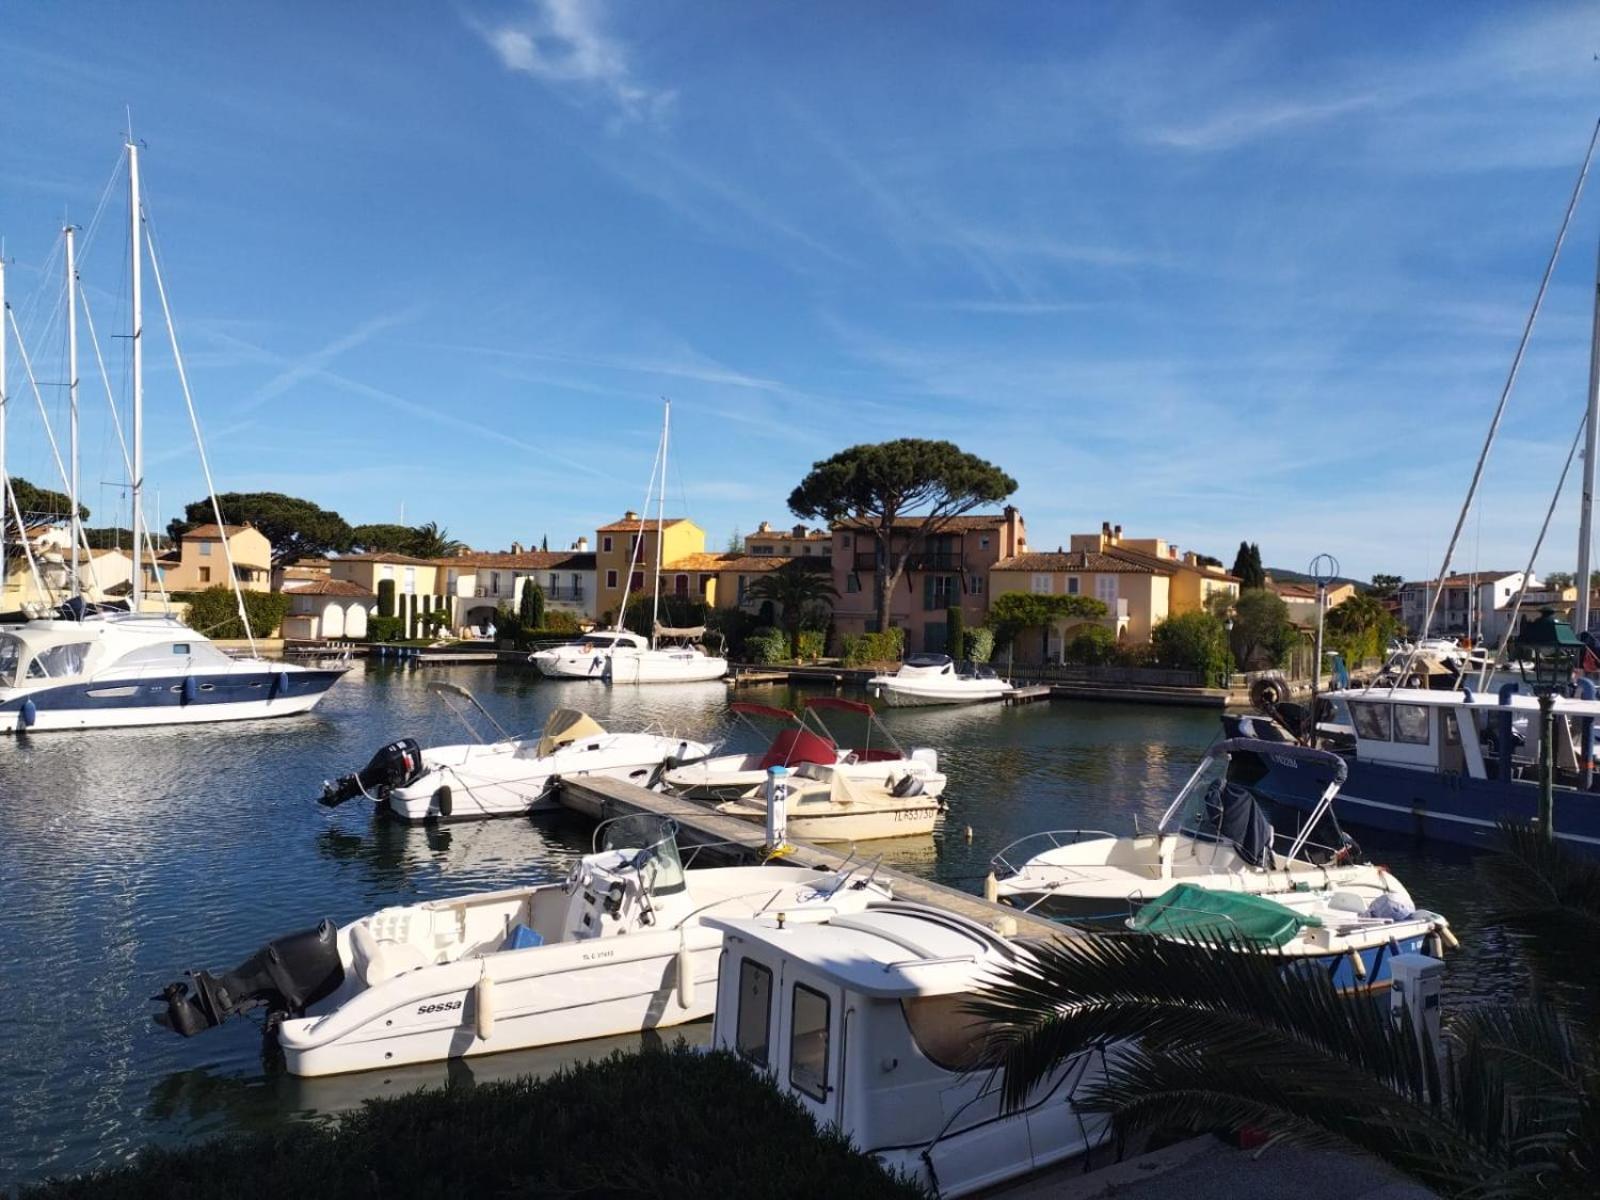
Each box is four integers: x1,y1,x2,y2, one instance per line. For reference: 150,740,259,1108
3,2,1599,579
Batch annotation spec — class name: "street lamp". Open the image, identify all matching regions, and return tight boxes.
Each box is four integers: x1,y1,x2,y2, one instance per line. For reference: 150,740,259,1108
1513,606,1583,842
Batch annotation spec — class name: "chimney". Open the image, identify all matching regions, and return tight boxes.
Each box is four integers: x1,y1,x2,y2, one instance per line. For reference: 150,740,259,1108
1101,520,1111,538
624,510,638,521
758,520,772,533
511,541,524,554
575,536,589,552
792,523,806,537
1113,524,1122,542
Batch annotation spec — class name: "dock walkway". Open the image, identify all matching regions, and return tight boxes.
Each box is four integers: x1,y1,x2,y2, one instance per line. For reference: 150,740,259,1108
556,774,1067,939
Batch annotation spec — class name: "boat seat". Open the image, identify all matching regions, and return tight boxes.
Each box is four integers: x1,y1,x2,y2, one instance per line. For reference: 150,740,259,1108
350,922,430,986
1325,891,1367,914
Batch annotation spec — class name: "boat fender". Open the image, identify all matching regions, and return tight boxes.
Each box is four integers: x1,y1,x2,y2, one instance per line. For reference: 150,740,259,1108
435,785,453,818
20,699,36,729
983,871,999,903
1348,950,1367,980
1427,933,1443,959
182,676,199,704
476,971,495,1040
675,934,695,1009
1440,924,1460,951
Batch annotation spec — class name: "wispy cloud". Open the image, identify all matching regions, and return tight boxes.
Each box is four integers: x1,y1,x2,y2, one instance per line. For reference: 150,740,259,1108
239,307,422,414
1149,92,1385,153
469,0,674,125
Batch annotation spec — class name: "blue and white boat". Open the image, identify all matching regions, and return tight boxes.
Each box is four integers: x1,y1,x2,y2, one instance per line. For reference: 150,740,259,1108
1226,682,1600,858
0,607,344,731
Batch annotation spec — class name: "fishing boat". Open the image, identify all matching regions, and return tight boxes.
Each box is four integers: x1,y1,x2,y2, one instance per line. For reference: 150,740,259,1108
707,902,1111,1196
989,739,1411,920
715,765,944,842
662,697,944,800
868,654,1013,707
528,630,648,679
321,692,709,822
1128,880,1454,993
155,816,893,1077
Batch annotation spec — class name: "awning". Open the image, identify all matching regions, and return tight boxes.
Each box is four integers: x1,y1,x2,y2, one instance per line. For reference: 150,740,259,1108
536,708,606,757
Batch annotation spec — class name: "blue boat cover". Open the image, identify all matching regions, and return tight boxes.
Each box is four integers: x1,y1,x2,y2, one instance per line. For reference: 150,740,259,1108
1205,780,1274,867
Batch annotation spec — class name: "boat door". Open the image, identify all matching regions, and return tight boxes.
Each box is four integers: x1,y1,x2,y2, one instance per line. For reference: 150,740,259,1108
777,968,845,1128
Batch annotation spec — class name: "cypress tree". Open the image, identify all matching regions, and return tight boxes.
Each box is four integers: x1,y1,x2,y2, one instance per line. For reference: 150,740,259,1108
946,604,966,661
377,578,396,617
520,579,545,630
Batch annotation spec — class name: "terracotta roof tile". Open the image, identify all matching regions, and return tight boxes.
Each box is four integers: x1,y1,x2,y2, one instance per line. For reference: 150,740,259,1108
994,550,1158,574
835,513,1016,532
283,578,375,597
665,552,807,572
596,516,694,533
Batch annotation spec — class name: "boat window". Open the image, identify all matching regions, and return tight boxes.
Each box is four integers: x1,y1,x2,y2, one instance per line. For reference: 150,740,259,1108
1442,709,1461,746
1348,701,1392,742
1393,703,1430,745
0,636,20,686
901,995,993,1071
32,642,90,678
735,959,773,1066
112,641,231,670
789,985,830,1102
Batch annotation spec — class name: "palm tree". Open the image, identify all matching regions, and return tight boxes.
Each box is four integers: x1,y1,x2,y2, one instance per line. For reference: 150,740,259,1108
969,823,1599,1199
745,562,837,657
410,521,466,558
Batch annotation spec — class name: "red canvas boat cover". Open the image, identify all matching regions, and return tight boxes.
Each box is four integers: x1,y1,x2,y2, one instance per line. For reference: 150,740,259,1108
759,727,837,770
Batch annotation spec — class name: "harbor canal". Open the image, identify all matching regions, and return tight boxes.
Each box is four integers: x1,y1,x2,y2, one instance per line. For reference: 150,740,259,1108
0,661,1529,1189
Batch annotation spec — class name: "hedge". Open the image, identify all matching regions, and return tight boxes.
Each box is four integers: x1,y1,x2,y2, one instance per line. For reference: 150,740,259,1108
366,615,404,643
22,1045,925,1199
175,588,290,639
745,628,789,664
966,627,995,664
841,628,904,667
795,629,826,661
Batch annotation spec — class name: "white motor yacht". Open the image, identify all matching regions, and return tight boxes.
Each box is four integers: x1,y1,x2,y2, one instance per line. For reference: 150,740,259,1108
156,816,894,1077
0,606,344,732
322,703,709,822
528,630,648,679
663,697,944,800
869,654,1014,707
990,738,1404,920
708,902,1110,1196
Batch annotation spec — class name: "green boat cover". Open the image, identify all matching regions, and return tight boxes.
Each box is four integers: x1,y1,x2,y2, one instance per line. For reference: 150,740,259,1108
1132,883,1323,949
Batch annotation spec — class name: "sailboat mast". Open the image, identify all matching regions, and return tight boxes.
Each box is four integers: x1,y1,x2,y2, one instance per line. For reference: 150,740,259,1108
1577,235,1600,636
65,225,80,599
0,258,7,592
650,400,669,648
129,141,144,612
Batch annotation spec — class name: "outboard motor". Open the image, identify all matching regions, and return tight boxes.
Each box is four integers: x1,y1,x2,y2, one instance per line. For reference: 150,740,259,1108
155,919,344,1037
320,738,425,807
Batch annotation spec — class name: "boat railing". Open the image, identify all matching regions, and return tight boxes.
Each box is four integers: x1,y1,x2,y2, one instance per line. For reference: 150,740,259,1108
990,829,1116,878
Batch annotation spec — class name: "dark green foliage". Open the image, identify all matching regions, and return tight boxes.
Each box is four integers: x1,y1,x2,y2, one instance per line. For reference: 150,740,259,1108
1151,611,1232,680
746,562,837,657
493,603,523,646
1370,573,1403,597
788,438,1016,633
349,522,465,558
22,1045,925,1199
376,578,396,618
3,476,88,529
620,590,707,640
366,615,404,643
531,609,583,636
744,627,790,664
840,628,905,666
178,588,290,639
966,626,995,664
795,628,825,661
408,521,464,558
1230,588,1299,669
945,605,965,661
1324,592,1400,668
519,580,545,629
1065,625,1117,665
708,606,764,659
418,609,452,634
985,592,1108,655
1230,541,1265,589
169,493,352,566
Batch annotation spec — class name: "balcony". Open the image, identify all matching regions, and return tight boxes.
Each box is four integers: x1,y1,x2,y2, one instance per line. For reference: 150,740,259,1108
546,587,585,604
851,549,966,573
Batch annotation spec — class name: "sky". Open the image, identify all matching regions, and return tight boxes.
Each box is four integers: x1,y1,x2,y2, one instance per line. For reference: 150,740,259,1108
3,2,1600,580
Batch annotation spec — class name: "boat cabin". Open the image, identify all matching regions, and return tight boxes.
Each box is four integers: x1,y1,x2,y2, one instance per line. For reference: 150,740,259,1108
0,614,232,691
707,903,1108,1197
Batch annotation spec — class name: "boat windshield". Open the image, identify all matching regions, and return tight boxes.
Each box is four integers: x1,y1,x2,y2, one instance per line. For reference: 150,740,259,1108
1164,755,1232,837
598,814,686,896
0,635,20,686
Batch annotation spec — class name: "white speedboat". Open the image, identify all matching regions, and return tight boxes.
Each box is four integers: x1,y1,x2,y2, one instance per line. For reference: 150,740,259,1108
708,902,1110,1196
529,630,648,679
322,704,709,822
663,697,944,800
0,607,344,732
156,816,893,1077
989,738,1405,920
868,654,1014,707
603,626,728,684
716,765,944,842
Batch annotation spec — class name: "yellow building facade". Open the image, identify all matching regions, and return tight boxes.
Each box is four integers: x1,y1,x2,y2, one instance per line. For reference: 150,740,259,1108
593,513,706,621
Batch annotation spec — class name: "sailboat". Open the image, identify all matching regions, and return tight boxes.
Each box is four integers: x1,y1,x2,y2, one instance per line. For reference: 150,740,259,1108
603,401,728,685
0,141,344,731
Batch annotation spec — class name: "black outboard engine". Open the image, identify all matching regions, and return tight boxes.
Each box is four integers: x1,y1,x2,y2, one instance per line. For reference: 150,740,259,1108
155,919,344,1037
320,738,425,807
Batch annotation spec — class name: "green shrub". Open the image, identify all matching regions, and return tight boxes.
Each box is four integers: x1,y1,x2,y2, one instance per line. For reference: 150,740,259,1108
744,627,789,664
21,1045,922,1200
795,629,826,661
494,603,523,646
1114,641,1158,668
519,580,544,628
966,627,995,664
177,587,290,639
376,578,395,618
366,615,404,643
1064,625,1117,665
1151,611,1233,680
419,609,452,635
533,609,583,635
945,605,965,661
841,628,904,667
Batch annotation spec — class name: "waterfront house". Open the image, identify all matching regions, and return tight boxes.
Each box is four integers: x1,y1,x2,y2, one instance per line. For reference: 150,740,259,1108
594,513,706,622
988,549,1163,656
744,521,832,560
1067,522,1239,617
328,552,446,637
279,577,374,641
658,550,824,619
144,522,272,594
2,531,135,609
1397,571,1536,644
828,507,1028,654
438,543,598,630
273,557,330,591
1267,577,1357,627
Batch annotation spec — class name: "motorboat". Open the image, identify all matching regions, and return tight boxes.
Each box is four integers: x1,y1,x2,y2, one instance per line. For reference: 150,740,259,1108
1129,880,1454,993
155,815,894,1077
603,625,728,684
528,630,648,679
662,697,944,801
321,695,710,822
715,765,944,842
868,654,1014,707
0,605,344,732
989,739,1409,920
707,902,1111,1196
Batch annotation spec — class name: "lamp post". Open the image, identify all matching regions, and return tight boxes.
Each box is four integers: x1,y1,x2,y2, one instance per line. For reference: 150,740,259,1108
1513,606,1583,843
1222,616,1235,690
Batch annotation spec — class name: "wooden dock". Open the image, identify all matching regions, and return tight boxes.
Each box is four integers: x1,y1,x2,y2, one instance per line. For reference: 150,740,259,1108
1005,685,1052,705
555,774,1069,939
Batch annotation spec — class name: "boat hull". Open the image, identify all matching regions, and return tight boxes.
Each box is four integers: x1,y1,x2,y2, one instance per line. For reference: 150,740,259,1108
874,681,1012,707
0,666,344,732
717,797,942,841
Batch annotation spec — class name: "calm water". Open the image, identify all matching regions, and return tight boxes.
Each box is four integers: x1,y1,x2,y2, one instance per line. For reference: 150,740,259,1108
0,662,1520,1190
